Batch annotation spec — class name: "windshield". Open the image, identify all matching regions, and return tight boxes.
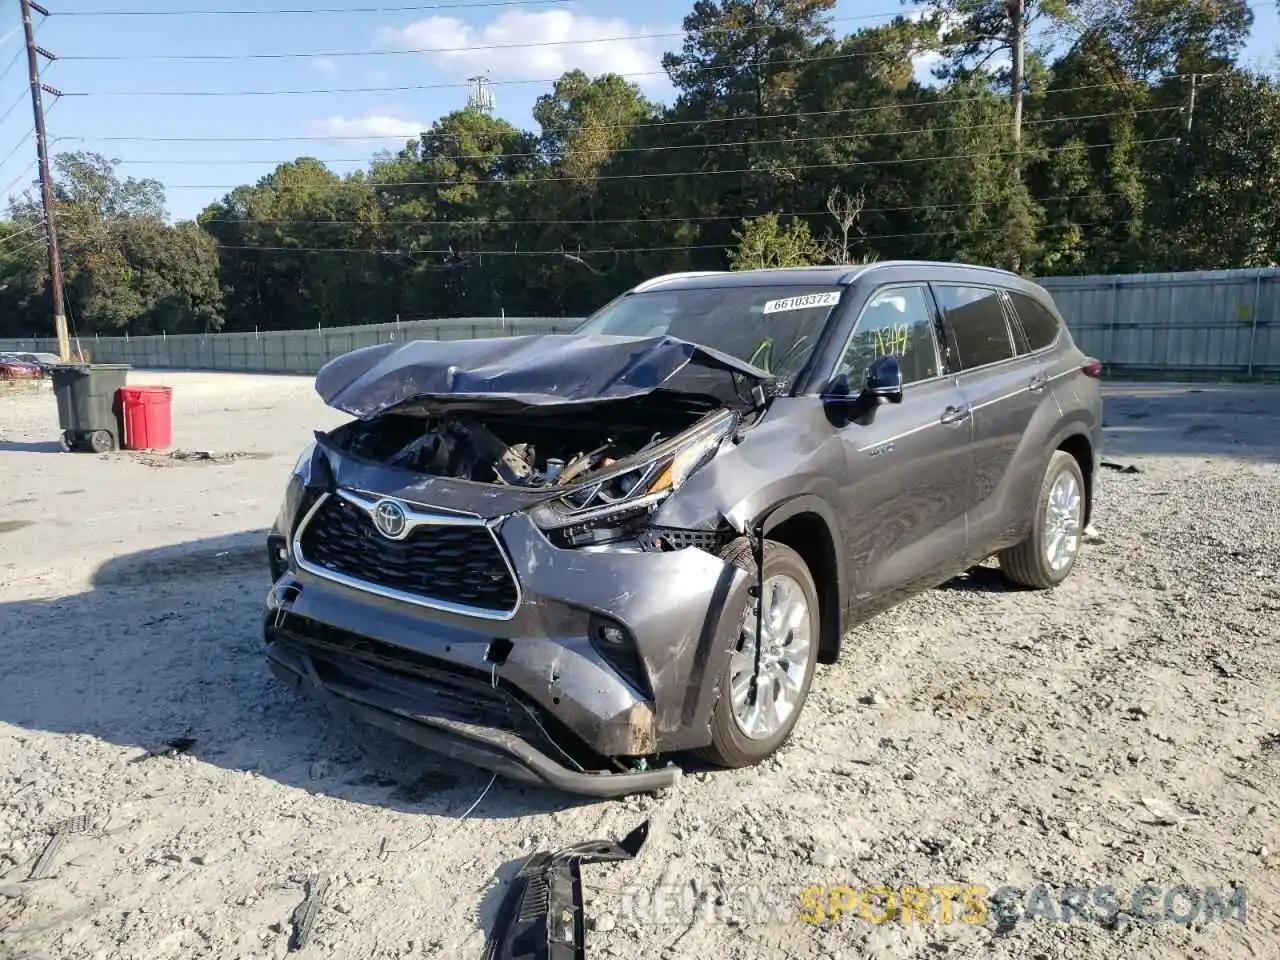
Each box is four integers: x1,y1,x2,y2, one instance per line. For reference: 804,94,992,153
574,285,844,383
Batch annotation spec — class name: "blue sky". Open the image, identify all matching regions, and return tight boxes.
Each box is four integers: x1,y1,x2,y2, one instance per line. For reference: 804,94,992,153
0,0,1275,222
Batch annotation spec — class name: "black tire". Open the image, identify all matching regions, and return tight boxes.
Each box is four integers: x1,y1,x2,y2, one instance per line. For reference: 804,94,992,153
998,450,1086,589
59,431,76,452
88,430,115,453
698,539,821,769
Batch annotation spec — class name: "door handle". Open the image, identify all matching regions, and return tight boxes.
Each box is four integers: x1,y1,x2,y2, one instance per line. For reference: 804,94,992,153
1028,374,1048,392
940,405,970,425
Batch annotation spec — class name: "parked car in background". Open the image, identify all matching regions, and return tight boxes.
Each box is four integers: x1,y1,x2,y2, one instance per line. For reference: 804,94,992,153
0,351,59,374
0,355,43,380
263,260,1104,796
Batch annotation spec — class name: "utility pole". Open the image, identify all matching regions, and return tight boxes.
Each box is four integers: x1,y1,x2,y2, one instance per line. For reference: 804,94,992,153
19,0,68,361
1186,73,1198,133
1007,0,1025,147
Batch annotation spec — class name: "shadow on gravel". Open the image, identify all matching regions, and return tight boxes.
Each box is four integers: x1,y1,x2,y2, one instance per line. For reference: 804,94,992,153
937,565,1029,594
0,530,587,821
1101,383,1280,462
0,440,64,454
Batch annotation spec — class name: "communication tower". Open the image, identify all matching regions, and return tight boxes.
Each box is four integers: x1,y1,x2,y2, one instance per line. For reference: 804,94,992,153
466,74,495,114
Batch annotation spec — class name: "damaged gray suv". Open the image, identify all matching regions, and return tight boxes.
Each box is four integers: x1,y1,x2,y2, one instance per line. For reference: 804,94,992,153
264,261,1103,797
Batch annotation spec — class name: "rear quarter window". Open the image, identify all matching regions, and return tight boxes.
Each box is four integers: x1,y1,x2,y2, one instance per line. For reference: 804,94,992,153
1007,291,1062,351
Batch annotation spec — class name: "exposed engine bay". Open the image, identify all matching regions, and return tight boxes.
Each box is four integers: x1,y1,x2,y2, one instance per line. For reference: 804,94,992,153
328,392,731,491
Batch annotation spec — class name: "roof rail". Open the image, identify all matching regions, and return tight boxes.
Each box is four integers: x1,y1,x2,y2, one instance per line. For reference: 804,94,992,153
631,271,725,293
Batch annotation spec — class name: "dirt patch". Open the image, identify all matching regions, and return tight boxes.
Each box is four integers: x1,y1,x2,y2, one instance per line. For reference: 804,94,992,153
132,449,274,468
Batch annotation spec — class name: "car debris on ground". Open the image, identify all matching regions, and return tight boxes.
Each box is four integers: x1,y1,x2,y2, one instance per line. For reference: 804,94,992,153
482,820,650,960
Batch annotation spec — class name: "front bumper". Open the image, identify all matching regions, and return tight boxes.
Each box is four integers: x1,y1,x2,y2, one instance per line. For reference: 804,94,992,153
264,637,682,797
265,495,752,793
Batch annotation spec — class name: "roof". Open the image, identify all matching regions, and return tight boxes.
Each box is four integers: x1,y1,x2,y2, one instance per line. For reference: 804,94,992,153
632,260,1023,293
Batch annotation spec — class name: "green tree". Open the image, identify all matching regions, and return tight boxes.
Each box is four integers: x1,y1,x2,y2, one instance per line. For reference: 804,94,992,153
729,213,821,268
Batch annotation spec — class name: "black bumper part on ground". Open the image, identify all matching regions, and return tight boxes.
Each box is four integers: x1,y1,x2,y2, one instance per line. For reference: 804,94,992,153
482,820,650,960
264,638,682,798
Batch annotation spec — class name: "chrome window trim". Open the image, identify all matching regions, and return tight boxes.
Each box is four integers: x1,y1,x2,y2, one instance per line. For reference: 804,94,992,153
826,282,947,390
1001,288,1065,356
932,281,1023,373
291,490,523,621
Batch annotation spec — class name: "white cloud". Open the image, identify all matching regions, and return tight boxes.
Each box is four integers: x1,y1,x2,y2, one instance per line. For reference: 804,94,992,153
311,113,424,141
377,9,668,86
312,56,338,74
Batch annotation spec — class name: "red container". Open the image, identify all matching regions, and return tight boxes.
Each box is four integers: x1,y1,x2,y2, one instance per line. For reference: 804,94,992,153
118,385,173,450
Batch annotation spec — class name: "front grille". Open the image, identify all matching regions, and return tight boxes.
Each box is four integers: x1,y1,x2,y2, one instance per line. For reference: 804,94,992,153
297,495,519,614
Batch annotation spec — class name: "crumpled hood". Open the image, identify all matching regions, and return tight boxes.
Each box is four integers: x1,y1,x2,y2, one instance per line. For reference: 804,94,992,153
315,333,773,419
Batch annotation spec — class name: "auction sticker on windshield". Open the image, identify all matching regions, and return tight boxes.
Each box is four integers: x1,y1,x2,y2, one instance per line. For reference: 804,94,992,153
762,292,842,314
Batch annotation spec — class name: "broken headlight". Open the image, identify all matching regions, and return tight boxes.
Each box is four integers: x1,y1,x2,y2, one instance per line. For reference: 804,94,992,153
530,412,736,544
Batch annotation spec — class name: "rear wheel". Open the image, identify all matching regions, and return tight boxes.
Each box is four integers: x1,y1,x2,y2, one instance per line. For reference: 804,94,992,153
699,539,820,768
998,450,1085,588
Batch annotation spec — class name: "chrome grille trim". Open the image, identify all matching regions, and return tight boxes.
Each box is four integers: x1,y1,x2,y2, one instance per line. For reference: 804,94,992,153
291,490,523,621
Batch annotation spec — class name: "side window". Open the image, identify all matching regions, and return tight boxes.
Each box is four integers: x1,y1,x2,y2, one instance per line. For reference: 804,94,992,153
1007,290,1062,351
836,286,941,386
935,285,1015,370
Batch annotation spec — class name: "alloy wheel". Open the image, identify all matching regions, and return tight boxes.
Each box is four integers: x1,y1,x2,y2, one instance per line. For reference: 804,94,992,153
729,573,814,740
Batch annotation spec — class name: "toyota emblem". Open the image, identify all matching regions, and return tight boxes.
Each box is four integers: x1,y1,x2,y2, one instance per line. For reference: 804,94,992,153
371,498,409,539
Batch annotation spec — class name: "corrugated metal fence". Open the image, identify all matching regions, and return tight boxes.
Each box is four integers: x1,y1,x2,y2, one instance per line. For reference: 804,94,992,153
1038,268,1279,376
0,317,580,373
2,268,1277,377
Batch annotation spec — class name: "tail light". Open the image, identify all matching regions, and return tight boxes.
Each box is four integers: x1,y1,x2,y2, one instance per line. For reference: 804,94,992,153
1081,358,1103,378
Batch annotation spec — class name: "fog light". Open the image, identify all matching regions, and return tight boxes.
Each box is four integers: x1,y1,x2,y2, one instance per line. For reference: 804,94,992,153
267,535,290,581
588,614,652,700
597,623,627,647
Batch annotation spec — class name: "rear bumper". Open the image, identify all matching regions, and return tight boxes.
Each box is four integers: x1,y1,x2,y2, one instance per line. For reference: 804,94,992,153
265,634,682,798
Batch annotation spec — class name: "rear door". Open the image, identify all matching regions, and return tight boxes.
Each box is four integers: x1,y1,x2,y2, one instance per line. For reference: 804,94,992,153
932,283,1051,561
830,283,975,608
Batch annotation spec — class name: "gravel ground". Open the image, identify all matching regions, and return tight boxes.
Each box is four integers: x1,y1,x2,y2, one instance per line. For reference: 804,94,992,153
1,373,1279,960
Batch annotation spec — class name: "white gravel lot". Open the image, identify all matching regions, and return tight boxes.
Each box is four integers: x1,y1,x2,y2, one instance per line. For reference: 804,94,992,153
1,372,1279,960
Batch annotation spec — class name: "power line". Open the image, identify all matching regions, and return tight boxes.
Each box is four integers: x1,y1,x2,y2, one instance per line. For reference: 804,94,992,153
71,46,984,97
54,0,572,14
196,191,1144,228
103,107,1182,167
61,71,1209,129
206,219,1138,259
67,43,1004,96
0,215,46,244
0,232,48,258
0,12,40,89
161,137,1181,190
57,15,987,62
0,87,30,129
0,124,34,170
58,78,1156,137
0,159,36,198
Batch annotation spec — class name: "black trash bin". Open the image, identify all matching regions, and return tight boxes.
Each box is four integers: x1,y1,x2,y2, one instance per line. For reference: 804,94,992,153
51,363,131,453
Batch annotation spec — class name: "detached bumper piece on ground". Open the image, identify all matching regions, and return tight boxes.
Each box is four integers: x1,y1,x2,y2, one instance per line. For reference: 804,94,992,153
481,820,650,960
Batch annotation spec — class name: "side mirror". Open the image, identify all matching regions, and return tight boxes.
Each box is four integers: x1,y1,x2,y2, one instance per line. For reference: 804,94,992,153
865,356,903,403
820,371,856,403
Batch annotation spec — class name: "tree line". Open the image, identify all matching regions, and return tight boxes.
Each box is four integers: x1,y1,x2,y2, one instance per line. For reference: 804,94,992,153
0,0,1273,338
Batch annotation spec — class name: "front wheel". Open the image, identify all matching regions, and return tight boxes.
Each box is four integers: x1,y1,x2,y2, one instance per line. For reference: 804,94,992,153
698,539,821,769
998,450,1086,588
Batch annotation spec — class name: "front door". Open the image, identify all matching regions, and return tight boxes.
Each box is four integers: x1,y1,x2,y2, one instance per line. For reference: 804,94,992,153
830,284,976,610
